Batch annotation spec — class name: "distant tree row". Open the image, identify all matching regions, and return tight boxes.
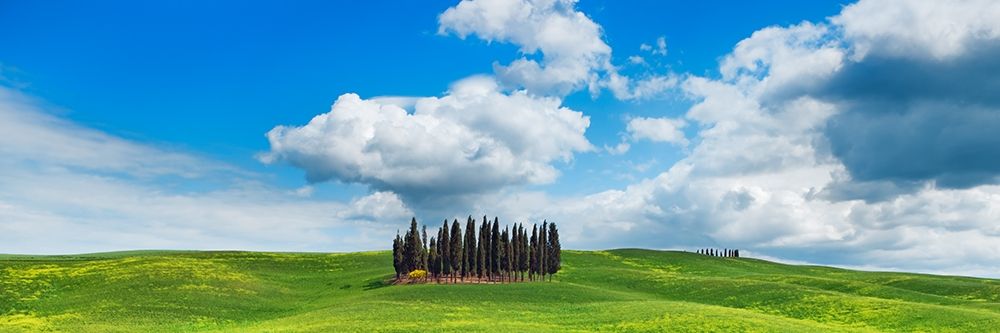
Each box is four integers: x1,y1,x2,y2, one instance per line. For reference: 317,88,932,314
697,248,739,258
392,216,561,283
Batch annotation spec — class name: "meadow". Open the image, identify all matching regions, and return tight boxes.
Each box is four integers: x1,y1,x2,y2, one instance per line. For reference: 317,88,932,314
1,249,999,332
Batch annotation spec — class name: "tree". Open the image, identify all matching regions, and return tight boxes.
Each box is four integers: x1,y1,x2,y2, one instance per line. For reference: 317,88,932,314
539,221,547,281
440,220,451,281
421,225,429,270
450,219,462,283
392,233,403,279
404,217,421,273
735,249,740,258
519,224,529,281
477,217,488,279
547,222,561,279
504,227,513,283
428,236,439,281
529,224,538,281
464,216,476,280
511,224,520,282
491,217,501,281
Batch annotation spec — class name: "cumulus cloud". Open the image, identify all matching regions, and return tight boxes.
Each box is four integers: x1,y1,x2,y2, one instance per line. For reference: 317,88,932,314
261,75,592,207
439,0,676,100
832,0,1000,60
626,116,688,147
495,0,1000,277
439,0,611,96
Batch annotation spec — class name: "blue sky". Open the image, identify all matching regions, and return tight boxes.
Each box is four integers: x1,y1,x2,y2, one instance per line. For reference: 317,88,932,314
0,0,844,196
2,0,999,277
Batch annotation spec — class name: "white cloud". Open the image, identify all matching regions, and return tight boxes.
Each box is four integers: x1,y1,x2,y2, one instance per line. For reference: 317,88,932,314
439,0,611,96
628,55,645,64
600,72,679,101
261,75,592,206
653,36,667,55
626,116,688,147
833,0,1000,60
483,0,1000,278
0,86,413,254
604,142,630,155
439,0,676,100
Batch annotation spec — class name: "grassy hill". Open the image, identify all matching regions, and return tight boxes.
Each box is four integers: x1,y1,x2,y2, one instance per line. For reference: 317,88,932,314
1,249,999,332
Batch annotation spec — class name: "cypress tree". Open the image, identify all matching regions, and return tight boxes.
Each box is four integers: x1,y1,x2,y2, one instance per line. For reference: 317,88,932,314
404,217,421,273
529,224,538,281
547,222,561,279
511,224,520,282
464,216,476,280
440,220,451,280
504,227,513,283
477,217,488,279
428,237,439,281
392,233,403,279
491,217,500,281
450,219,462,283
421,225,428,270
519,224,529,281
539,221,547,281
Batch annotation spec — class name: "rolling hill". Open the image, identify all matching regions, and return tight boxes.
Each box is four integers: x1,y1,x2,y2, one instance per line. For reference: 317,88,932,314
1,249,998,332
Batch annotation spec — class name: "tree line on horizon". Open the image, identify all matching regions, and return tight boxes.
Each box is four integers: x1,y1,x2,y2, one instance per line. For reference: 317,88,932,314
392,216,561,283
697,248,739,258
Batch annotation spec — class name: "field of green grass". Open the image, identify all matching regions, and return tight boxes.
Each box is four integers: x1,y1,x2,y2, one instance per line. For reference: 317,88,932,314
2,249,999,332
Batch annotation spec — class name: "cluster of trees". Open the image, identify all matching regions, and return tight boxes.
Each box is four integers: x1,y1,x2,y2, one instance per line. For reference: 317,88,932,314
392,216,561,283
697,248,739,257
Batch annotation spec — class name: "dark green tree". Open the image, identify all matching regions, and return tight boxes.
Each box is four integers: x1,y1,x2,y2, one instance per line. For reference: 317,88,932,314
504,227,513,283
392,232,403,279
518,224,529,281
490,217,501,281
547,222,561,279
421,225,429,270
450,219,462,282
539,221,547,281
477,217,488,279
529,224,538,281
404,217,421,273
464,216,476,280
428,236,439,281
440,220,451,280
510,224,520,282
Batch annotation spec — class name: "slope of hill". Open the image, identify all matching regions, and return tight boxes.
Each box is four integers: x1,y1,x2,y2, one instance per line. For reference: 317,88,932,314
1,249,998,332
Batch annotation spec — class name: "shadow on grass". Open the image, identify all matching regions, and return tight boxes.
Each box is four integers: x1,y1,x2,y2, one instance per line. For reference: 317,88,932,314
363,276,393,290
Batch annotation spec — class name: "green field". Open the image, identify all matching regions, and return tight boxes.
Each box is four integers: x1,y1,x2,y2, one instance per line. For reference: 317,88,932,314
1,249,999,332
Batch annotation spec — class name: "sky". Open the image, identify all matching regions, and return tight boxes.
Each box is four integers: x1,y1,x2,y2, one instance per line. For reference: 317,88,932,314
1,0,998,278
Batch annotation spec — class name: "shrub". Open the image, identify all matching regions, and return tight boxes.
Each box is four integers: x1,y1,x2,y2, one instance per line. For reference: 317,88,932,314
408,269,427,280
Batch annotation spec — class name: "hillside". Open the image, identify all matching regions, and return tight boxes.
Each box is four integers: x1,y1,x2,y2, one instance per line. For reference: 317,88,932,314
1,249,999,332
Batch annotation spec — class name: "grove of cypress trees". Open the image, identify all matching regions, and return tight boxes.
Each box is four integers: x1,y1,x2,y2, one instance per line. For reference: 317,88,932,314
464,216,476,280
547,222,561,279
450,219,462,283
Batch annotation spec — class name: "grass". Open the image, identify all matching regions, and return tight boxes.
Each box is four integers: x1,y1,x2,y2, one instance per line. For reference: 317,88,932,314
1,249,999,332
